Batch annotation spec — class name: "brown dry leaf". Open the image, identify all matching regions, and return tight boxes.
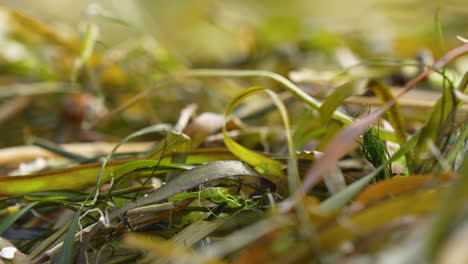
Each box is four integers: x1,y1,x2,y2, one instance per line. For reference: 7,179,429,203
232,197,333,264
231,230,282,264
318,186,444,250
304,196,341,227
353,174,454,206
124,233,222,264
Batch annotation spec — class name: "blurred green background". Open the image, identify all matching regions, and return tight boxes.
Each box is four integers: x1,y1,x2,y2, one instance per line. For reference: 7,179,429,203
0,0,466,147
2,0,467,63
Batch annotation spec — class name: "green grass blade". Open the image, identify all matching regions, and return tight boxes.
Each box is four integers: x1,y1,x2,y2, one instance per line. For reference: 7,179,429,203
223,86,285,179
0,201,39,234
86,123,172,203
368,80,408,145
188,69,353,125
188,69,398,142
98,160,260,228
318,80,363,122
412,85,456,171
71,23,98,82
445,120,468,169
57,208,81,264
265,89,299,192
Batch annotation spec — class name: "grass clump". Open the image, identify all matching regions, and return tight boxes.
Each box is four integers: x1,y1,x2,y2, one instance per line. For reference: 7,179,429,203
361,126,392,181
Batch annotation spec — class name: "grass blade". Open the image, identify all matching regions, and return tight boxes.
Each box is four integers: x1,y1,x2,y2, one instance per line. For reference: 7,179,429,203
188,69,353,126
56,208,81,264
223,86,285,180
318,80,364,122
0,202,39,234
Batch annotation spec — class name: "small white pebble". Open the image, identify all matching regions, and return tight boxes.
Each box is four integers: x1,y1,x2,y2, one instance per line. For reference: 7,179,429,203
0,247,17,259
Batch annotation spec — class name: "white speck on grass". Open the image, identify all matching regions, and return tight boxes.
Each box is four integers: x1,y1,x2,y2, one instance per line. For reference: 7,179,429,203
0,247,17,259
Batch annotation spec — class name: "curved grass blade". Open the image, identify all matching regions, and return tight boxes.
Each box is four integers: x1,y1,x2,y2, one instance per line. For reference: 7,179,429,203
368,80,408,145
87,123,173,203
0,148,275,196
0,201,39,234
265,89,300,191
1,190,87,202
111,160,260,215
187,69,398,142
145,131,190,160
292,109,326,149
32,138,89,163
71,23,98,83
0,159,128,196
318,80,364,123
102,159,188,190
454,89,468,103
188,69,353,125
56,208,81,264
29,222,71,261
412,84,456,171
223,87,285,180
0,160,184,197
